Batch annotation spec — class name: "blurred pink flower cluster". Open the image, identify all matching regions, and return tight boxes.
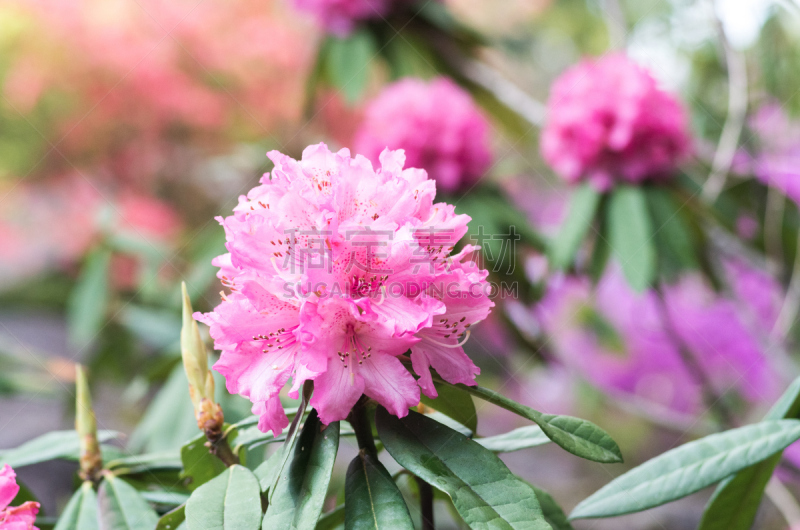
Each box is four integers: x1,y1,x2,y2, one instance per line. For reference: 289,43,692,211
196,143,493,433
355,77,493,194
292,0,406,36
742,103,800,204
530,264,781,416
541,54,691,190
0,465,39,529
2,0,313,184
0,174,181,288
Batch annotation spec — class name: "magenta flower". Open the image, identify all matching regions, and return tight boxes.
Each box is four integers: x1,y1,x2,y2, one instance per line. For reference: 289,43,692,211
745,103,800,204
541,54,691,190
354,77,493,193
0,465,39,530
292,0,398,36
197,143,492,432
533,269,779,415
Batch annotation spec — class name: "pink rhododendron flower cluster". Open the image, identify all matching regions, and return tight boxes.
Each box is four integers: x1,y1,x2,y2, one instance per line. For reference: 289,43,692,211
0,465,39,529
292,0,403,36
531,269,780,415
541,54,691,190
354,77,493,194
197,143,493,433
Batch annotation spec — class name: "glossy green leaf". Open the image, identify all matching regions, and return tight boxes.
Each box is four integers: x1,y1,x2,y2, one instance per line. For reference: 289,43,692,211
156,504,185,530
698,376,800,530
345,451,414,530
54,482,99,530
606,185,655,291
419,381,477,433
180,430,234,491
441,380,622,463
531,486,573,530
67,247,112,348
570,420,800,519
377,408,550,529
0,430,119,468
184,465,261,530
316,504,345,530
263,410,340,529
265,382,311,500
98,475,159,530
325,29,376,104
476,426,550,453
549,183,602,270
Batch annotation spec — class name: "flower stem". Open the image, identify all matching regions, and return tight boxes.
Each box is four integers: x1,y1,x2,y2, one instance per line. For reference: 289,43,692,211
415,476,435,530
347,396,377,456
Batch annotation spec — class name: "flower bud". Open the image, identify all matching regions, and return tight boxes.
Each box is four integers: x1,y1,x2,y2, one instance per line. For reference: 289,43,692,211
181,282,223,433
75,365,101,481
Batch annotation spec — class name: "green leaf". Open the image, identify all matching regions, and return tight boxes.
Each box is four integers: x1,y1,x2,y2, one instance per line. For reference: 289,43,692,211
476,426,550,453
265,382,311,500
0,430,119,468
419,381,477,434
98,475,159,530
440,380,622,463
606,185,656,291
184,465,261,530
549,183,602,270
570,420,800,519
645,187,698,279
697,376,800,530
531,486,573,530
263,410,340,529
345,451,414,530
106,451,182,473
129,364,199,453
180,429,236,491
54,482,99,530
67,247,112,348
140,491,189,506
325,29,376,104
316,504,345,530
376,408,550,530
156,504,185,530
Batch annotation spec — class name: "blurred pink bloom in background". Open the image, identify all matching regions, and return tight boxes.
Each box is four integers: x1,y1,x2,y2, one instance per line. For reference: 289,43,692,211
531,267,780,415
292,0,401,36
746,103,800,204
541,54,691,190
355,77,493,193
0,175,181,288
2,0,313,186
0,464,39,529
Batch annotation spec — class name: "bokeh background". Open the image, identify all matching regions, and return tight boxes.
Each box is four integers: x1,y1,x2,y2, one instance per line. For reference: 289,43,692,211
2,0,800,528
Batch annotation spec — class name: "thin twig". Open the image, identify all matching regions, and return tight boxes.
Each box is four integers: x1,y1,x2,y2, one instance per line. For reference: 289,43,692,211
701,14,748,203
601,0,627,49
426,34,546,128
415,476,435,530
653,284,736,427
765,185,786,269
772,229,800,340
